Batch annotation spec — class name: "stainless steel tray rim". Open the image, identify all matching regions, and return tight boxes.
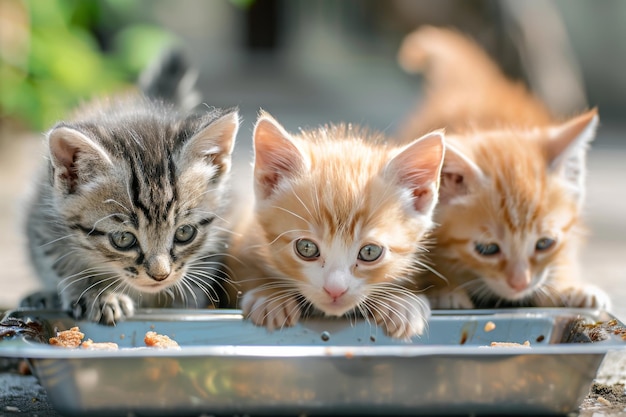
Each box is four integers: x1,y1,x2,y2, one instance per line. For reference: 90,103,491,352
2,307,625,359
2,305,612,320
1,340,624,360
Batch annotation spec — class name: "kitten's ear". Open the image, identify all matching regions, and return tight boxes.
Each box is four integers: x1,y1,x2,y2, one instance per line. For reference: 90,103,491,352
439,141,484,204
48,126,113,195
545,108,598,201
182,110,240,178
384,130,445,214
253,111,309,199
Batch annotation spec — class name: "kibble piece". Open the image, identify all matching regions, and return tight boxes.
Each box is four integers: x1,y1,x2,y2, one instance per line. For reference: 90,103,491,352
49,327,84,348
489,341,531,348
144,331,180,348
81,339,119,350
484,321,496,332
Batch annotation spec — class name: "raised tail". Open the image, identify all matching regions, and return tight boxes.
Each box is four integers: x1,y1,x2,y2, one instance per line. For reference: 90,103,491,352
138,48,202,111
398,25,504,92
396,26,552,139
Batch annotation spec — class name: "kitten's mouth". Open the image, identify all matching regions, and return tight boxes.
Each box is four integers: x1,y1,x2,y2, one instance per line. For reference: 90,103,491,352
315,298,357,317
134,281,171,294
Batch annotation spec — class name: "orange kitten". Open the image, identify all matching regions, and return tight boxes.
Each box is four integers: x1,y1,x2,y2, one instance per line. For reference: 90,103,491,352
397,26,611,309
227,112,445,339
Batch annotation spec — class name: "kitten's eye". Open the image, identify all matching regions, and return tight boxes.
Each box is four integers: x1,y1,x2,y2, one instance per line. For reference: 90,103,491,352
174,225,197,244
295,239,320,260
535,237,556,251
474,242,500,256
109,231,137,251
358,244,383,262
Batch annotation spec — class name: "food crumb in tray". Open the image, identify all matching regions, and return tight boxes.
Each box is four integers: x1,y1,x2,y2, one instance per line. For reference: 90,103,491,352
489,341,531,348
49,327,84,348
483,321,496,332
144,331,180,348
81,339,119,350
49,327,179,349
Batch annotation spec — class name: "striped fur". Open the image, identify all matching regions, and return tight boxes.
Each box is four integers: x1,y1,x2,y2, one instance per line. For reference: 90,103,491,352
226,112,445,339
26,92,240,324
398,26,610,310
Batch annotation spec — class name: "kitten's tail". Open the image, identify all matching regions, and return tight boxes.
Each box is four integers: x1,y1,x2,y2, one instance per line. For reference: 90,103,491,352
398,25,503,92
396,26,551,137
139,48,202,111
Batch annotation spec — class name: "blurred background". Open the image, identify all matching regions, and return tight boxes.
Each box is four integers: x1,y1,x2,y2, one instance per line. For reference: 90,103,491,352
1,0,625,318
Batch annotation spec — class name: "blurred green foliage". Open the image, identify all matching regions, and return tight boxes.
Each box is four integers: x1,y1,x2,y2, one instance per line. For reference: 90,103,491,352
0,0,177,131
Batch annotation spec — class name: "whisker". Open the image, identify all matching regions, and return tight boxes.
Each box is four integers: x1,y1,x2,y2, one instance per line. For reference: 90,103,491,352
289,189,315,221
87,277,124,319
270,205,311,227
103,199,131,214
58,272,117,295
178,277,199,307
90,213,129,233
38,234,77,248
248,228,309,249
185,273,221,304
211,225,243,238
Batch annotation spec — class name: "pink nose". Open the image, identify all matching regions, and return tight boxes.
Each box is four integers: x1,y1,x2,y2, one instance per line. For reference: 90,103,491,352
323,286,348,301
509,281,528,291
507,271,531,291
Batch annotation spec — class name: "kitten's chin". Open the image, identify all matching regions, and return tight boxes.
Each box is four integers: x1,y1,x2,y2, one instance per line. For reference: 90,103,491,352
309,297,357,317
134,282,171,294
318,304,354,317
130,277,178,294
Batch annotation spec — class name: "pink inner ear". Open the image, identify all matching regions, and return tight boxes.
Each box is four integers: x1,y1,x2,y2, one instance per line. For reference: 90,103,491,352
49,130,87,194
438,143,482,204
48,126,112,195
439,171,468,204
51,137,78,169
386,131,444,214
257,171,281,198
181,110,239,175
253,116,307,199
58,152,79,193
412,187,434,212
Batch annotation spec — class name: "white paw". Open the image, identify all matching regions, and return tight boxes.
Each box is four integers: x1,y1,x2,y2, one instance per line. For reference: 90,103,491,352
90,293,135,325
429,290,475,309
372,293,431,340
560,285,612,310
241,288,301,331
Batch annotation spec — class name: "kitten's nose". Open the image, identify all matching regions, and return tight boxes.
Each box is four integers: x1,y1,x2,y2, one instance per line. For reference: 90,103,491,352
146,255,171,282
149,271,170,282
323,285,348,301
324,270,349,301
507,268,531,291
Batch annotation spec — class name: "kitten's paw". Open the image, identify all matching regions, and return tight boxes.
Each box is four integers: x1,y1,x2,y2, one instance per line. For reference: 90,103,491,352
559,285,612,310
76,293,135,325
429,290,475,309
372,293,431,340
241,289,301,331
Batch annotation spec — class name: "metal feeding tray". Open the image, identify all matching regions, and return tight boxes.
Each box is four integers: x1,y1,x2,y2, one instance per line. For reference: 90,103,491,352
0,306,625,416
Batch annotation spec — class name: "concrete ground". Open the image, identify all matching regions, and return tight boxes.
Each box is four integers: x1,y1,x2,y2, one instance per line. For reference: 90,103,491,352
1,36,625,417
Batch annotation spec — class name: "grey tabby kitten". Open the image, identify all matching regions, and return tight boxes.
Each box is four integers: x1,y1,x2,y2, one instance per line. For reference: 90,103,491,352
25,51,240,324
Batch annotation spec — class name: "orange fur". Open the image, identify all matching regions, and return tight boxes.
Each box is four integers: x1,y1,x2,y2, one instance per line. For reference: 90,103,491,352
397,25,553,139
226,112,445,339
398,26,610,309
